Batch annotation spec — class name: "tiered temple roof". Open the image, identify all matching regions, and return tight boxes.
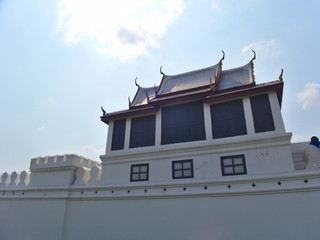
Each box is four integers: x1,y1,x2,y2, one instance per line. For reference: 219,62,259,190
101,51,283,124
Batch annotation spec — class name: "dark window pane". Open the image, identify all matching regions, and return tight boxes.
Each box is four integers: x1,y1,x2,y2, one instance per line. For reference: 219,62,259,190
172,160,194,179
130,164,149,182
221,155,247,176
130,115,156,148
211,99,247,139
111,119,126,150
250,94,275,133
162,101,205,145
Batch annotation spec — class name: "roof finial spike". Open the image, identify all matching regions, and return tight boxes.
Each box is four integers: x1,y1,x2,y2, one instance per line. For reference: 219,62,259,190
160,66,164,75
154,84,158,97
134,77,140,87
221,50,225,61
214,71,218,83
279,69,283,82
146,92,150,103
128,96,131,107
101,106,106,116
251,50,256,62
210,76,214,91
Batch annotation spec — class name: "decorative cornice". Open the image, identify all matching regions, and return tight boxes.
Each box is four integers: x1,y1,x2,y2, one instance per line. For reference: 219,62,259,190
1,171,320,200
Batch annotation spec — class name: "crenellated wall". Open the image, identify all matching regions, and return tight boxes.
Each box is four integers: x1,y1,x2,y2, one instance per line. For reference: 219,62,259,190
0,154,101,188
1,146,320,240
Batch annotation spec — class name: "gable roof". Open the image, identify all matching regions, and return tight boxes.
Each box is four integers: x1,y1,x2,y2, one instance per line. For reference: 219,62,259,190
218,61,254,91
157,62,221,95
130,85,158,107
101,53,283,124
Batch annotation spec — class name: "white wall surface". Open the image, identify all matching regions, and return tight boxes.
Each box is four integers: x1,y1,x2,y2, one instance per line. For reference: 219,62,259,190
0,199,67,240
1,190,319,240
61,191,320,240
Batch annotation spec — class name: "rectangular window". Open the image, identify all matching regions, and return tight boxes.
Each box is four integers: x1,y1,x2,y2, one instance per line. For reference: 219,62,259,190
250,94,275,133
172,160,194,179
221,155,247,176
161,101,206,145
210,99,247,139
130,115,156,148
111,119,126,150
130,164,149,182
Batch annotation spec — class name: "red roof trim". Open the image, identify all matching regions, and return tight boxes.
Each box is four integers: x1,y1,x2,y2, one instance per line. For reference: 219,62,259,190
101,81,284,125
204,81,284,105
156,84,211,98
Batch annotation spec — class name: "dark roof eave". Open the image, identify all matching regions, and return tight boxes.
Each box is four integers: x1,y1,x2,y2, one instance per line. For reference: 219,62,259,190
100,106,159,125
101,81,284,125
204,81,284,106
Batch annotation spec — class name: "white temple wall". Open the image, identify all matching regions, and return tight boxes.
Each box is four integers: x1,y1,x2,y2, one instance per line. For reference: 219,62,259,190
0,199,67,240
61,191,320,240
269,91,286,132
29,169,76,187
1,190,320,240
101,132,294,185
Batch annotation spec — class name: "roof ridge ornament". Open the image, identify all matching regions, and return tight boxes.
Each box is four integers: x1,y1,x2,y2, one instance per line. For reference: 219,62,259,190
101,106,106,116
220,50,225,62
146,92,150,104
160,66,164,75
251,50,256,62
134,77,140,88
214,71,218,84
210,76,214,91
251,50,256,83
279,69,283,82
154,84,158,97
128,96,132,108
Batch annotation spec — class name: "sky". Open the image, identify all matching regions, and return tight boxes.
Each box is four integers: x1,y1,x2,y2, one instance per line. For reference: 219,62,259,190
0,0,319,173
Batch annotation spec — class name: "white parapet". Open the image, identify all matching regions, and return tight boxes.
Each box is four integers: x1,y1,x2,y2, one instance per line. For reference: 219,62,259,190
291,142,308,170
74,167,91,185
29,154,101,187
303,145,320,170
0,172,10,187
87,166,102,185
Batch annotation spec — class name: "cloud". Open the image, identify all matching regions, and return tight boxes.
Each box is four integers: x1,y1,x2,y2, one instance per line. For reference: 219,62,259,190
83,145,104,155
57,0,186,61
211,1,221,11
242,39,280,56
37,126,45,132
47,96,56,105
297,82,320,109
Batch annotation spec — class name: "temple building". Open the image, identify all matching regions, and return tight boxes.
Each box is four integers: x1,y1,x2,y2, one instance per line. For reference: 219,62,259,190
100,51,293,186
1,52,320,240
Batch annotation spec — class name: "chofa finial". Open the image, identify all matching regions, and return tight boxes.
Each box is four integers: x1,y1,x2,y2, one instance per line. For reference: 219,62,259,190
279,69,283,82
134,77,140,87
221,50,225,61
251,50,256,61
160,66,164,75
101,106,106,116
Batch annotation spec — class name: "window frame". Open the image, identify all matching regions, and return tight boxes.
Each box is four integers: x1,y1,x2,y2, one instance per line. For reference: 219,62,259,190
220,155,247,176
129,114,156,149
210,99,247,139
111,119,126,151
130,163,149,182
172,159,194,179
161,100,206,145
250,94,275,133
